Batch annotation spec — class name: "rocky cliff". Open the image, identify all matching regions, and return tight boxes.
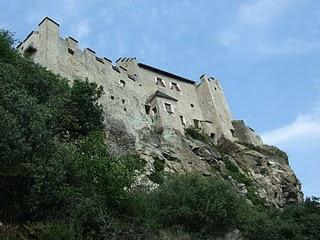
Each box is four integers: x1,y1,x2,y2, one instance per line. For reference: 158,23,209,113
104,115,303,208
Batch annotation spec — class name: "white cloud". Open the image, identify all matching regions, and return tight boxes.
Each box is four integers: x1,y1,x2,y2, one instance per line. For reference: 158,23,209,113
261,114,320,145
257,38,320,56
74,19,90,40
238,0,291,25
262,81,320,146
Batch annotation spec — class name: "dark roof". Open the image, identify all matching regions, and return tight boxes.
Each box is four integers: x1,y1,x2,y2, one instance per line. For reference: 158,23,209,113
86,48,96,54
138,63,195,84
103,57,112,63
68,36,78,43
149,90,178,102
38,17,60,27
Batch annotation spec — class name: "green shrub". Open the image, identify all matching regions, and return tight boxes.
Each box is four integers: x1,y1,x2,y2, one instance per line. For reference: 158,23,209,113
185,126,210,143
242,197,320,240
143,173,249,234
148,157,165,184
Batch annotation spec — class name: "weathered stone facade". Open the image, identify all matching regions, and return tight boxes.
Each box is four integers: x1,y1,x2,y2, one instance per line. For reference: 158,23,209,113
17,17,262,145
17,17,303,207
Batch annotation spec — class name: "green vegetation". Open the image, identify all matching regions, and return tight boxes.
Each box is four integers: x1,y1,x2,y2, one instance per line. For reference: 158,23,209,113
237,141,288,163
148,156,165,184
185,126,211,143
223,157,265,206
1,30,320,240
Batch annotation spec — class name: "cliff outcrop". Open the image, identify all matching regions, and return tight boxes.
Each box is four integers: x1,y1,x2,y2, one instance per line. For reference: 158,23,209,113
105,118,303,207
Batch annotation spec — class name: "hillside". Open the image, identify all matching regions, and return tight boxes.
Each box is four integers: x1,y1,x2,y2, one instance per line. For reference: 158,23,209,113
1,29,320,240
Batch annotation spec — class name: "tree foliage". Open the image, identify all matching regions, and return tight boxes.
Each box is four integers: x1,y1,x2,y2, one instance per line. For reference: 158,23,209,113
1,29,320,240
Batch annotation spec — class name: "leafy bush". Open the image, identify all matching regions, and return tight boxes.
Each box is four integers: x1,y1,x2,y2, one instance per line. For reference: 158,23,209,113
148,156,165,184
242,197,320,240
142,174,249,234
185,126,210,143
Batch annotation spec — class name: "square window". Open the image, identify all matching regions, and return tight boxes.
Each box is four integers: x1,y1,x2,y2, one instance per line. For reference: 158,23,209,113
165,103,173,114
68,48,74,55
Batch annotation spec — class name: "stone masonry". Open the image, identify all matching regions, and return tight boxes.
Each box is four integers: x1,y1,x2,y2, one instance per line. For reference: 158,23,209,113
17,17,262,145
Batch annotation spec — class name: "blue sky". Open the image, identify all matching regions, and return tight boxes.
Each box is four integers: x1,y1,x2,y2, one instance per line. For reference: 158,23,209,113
1,0,319,197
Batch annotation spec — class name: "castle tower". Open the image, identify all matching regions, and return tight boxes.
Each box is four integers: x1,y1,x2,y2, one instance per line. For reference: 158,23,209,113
196,74,234,141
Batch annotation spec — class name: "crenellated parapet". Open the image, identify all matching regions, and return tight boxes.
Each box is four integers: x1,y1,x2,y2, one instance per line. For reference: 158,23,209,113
17,17,263,146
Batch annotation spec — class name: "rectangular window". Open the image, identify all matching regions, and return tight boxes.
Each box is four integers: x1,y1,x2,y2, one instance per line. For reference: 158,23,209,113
68,48,74,55
180,115,186,126
164,103,173,114
194,119,200,128
170,82,181,91
152,106,157,115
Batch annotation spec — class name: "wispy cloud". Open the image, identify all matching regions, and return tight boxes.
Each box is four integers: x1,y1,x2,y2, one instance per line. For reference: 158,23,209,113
262,80,320,146
74,19,90,40
261,114,320,145
257,38,320,56
238,0,291,25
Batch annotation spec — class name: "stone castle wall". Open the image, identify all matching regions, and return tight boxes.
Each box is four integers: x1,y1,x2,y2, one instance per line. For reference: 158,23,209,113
17,17,262,145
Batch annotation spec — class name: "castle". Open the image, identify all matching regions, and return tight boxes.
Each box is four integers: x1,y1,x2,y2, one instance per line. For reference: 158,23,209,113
17,17,262,146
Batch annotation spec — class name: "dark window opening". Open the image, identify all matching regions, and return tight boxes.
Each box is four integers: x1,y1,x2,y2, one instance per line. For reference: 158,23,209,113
139,84,142,87
152,106,157,115
210,133,216,141
145,105,151,114
124,108,127,112
68,48,74,55
194,119,200,129
190,104,194,108
165,103,173,114
122,99,125,104
120,80,125,87
170,82,181,91
24,45,37,57
230,129,235,137
110,96,115,100
180,115,186,126
156,77,165,87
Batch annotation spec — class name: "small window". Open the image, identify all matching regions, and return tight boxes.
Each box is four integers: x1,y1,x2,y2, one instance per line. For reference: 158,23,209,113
152,106,157,115
122,99,125,104
124,108,127,112
155,77,165,87
110,96,115,100
230,129,235,137
164,103,173,114
170,82,180,91
194,119,200,129
68,48,74,55
120,80,125,87
145,105,151,114
190,104,194,108
180,115,186,126
210,133,216,141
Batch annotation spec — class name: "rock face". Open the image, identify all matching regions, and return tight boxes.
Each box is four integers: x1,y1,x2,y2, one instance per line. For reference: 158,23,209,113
18,16,303,207
106,121,303,207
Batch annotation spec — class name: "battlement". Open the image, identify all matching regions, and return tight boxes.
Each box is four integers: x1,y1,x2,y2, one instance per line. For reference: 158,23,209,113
17,17,263,146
